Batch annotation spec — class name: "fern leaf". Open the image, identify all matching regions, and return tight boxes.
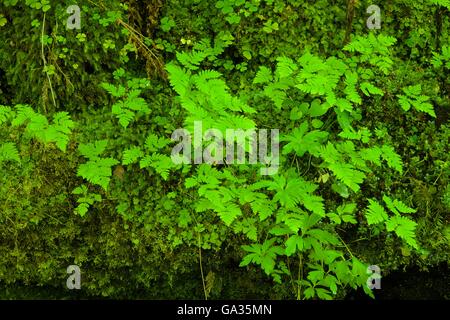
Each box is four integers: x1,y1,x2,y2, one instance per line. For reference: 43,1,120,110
264,83,288,109
365,199,389,225
217,202,242,226
75,203,90,217
125,95,149,113
0,142,20,163
176,50,208,70
308,229,340,245
122,147,144,165
26,114,48,140
383,195,416,215
100,83,126,97
275,56,298,79
193,70,222,83
47,112,75,151
259,175,325,215
77,157,119,191
393,199,416,214
140,153,174,180
336,98,353,112
397,85,436,117
11,104,36,126
72,184,88,195
344,71,362,104
382,194,397,214
240,239,284,275
112,102,135,128
385,216,419,249
381,145,403,173
250,197,275,221
165,62,191,96
145,134,172,152
360,146,382,166
52,112,75,134
145,134,160,152
398,95,411,111
78,140,109,159
328,163,365,192
0,105,13,125
412,96,436,117
360,82,384,96
301,194,326,217
253,66,273,84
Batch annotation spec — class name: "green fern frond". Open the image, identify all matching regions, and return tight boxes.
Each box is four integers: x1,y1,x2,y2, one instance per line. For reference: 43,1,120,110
397,85,436,117
253,174,325,216
344,71,362,104
253,66,273,84
392,199,416,214
0,142,20,163
360,146,382,166
295,54,346,104
217,202,242,226
339,127,371,144
412,96,435,117
319,142,367,192
217,114,257,131
176,50,208,70
72,184,102,217
360,82,384,96
10,106,74,152
385,216,419,249
122,147,144,165
107,86,150,128
0,105,13,125
308,229,340,246
344,34,397,74
383,195,416,215
365,199,389,225
78,140,109,159
381,145,403,173
112,102,135,128
431,45,450,68
335,98,353,113
144,134,172,152
263,82,288,109
193,70,222,83
47,112,75,151
275,56,298,79
77,140,119,190
328,163,365,192
125,93,149,112
52,112,75,134
77,157,119,191
250,197,276,221
11,104,36,126
140,153,174,180
100,83,126,97
166,63,191,96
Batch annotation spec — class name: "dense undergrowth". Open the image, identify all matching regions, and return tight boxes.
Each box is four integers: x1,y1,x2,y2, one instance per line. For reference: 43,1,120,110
0,0,449,299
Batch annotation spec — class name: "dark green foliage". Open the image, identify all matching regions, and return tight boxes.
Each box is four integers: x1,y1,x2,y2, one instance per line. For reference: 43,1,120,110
0,0,448,299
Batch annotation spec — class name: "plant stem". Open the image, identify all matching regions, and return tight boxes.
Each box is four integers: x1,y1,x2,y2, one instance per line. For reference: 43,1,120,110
40,13,56,111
